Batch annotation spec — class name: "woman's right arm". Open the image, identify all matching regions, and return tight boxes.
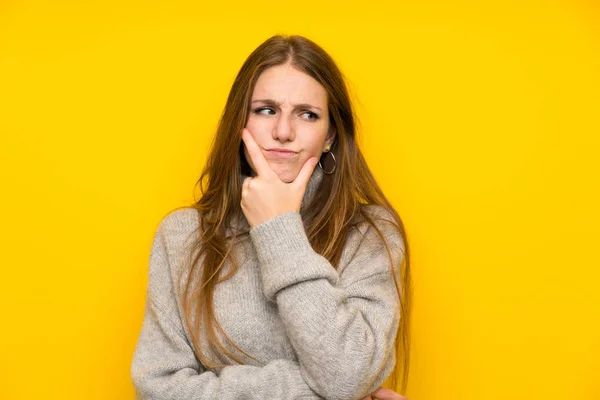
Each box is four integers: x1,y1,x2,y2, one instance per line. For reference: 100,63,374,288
131,295,321,400
130,212,322,400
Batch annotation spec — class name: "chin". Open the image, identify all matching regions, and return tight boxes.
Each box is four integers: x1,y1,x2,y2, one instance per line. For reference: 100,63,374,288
276,172,296,183
271,165,297,183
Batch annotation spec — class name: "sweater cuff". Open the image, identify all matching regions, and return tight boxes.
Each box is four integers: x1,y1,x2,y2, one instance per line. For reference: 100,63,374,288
249,211,339,301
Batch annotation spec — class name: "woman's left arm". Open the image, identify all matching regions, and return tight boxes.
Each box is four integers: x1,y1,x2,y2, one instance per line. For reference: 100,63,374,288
249,208,404,400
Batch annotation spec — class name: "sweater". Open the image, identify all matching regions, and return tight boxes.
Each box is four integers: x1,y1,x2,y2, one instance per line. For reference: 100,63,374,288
130,166,405,400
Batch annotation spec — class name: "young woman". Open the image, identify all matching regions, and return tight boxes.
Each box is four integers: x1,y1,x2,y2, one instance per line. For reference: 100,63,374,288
131,35,411,400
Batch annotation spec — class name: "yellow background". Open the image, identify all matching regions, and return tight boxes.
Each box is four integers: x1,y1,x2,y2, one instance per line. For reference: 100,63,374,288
1,1,599,399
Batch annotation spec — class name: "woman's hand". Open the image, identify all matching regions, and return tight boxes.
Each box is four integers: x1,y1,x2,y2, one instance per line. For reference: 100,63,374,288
362,386,409,400
240,128,318,228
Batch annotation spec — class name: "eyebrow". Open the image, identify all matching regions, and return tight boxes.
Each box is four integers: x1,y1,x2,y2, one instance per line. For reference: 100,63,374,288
251,99,323,112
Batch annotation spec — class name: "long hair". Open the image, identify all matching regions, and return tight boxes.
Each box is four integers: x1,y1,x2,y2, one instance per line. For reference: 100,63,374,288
175,34,412,393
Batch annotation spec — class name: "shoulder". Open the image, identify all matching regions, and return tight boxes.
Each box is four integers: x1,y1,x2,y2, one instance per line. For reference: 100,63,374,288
359,204,396,222
353,204,405,260
337,204,406,282
342,205,406,260
144,208,201,324
154,206,201,260
149,207,201,278
156,207,200,236
354,205,402,242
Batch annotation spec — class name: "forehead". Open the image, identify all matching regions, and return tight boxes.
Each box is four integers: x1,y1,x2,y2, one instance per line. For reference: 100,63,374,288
252,64,327,105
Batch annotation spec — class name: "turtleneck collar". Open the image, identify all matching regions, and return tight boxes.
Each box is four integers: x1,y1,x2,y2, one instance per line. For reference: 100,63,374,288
226,166,325,237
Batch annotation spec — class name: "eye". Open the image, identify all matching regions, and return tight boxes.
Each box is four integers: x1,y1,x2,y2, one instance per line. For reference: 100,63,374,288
254,107,275,115
301,111,319,121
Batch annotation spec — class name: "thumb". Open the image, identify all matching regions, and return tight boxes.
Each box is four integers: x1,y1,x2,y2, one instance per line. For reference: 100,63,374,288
292,157,318,191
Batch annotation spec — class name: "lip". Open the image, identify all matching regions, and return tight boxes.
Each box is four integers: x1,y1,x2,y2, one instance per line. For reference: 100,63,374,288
264,148,298,158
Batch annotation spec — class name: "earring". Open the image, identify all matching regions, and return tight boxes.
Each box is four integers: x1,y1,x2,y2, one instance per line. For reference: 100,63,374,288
318,146,336,175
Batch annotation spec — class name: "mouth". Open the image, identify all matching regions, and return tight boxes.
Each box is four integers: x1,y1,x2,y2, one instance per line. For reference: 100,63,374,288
264,148,298,159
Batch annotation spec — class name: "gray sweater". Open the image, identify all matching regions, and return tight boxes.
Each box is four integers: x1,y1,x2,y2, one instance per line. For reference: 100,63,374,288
131,167,404,400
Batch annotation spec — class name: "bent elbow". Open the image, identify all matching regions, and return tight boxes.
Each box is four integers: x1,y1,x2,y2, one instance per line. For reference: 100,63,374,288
301,358,379,400
301,341,397,400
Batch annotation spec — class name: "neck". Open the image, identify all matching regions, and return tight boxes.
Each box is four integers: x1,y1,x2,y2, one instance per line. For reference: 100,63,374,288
300,166,324,213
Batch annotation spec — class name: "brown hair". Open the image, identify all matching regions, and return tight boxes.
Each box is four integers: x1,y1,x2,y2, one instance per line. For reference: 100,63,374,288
175,34,412,393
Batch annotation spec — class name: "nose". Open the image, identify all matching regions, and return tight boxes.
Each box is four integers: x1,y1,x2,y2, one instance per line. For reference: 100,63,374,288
272,112,294,142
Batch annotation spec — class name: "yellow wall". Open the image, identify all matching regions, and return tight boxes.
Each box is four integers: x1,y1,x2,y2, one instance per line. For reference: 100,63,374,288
1,1,598,399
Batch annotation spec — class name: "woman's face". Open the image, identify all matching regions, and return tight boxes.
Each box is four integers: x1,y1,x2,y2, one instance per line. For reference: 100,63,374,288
244,63,335,183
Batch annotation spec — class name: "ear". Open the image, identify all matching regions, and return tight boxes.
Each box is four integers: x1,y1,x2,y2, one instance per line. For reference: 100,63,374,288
324,124,337,149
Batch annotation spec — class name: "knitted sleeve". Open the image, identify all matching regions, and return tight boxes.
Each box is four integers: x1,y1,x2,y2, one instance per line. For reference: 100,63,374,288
130,217,322,400
249,206,404,400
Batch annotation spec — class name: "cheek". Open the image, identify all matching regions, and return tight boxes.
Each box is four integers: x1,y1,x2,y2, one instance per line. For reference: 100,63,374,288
245,118,275,152
299,126,328,155
245,115,271,136
245,117,258,132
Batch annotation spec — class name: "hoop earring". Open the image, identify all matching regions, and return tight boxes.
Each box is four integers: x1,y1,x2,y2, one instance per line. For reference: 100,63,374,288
318,151,336,175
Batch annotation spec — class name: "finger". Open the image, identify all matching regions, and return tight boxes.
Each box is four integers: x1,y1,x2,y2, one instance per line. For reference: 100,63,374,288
241,177,250,197
242,178,255,202
243,177,252,190
292,156,318,190
241,128,278,180
371,387,408,400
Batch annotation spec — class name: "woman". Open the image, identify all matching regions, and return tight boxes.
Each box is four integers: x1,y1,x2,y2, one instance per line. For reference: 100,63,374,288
131,35,411,400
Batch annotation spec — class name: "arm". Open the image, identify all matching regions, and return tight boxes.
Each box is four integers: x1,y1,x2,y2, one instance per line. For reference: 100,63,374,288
130,214,323,400
131,296,322,400
249,207,404,400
